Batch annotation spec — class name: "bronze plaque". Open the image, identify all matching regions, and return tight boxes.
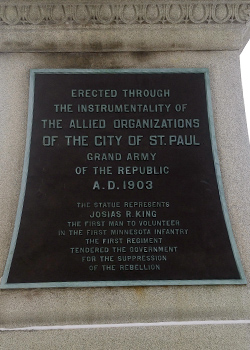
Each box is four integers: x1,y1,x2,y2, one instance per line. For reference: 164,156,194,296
1,69,246,288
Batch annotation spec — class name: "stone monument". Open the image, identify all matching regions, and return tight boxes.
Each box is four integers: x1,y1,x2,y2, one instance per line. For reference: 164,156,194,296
0,1,250,349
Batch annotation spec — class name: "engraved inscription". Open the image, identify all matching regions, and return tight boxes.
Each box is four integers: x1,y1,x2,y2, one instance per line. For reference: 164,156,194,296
1,69,245,288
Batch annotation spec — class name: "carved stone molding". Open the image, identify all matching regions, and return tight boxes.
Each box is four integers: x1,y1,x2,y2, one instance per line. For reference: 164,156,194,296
0,2,250,26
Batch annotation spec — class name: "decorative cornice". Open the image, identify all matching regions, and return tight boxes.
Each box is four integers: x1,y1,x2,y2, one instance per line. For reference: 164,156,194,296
0,2,250,26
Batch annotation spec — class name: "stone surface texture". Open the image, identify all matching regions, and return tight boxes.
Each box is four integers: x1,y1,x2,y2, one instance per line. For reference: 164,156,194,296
0,51,250,326
0,1,250,52
1,324,250,350
0,0,250,348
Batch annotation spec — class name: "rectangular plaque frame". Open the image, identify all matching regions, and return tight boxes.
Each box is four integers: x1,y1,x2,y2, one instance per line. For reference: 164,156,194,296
0,68,246,289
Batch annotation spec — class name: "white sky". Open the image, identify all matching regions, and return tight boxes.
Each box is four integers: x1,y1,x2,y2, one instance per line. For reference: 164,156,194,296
240,41,250,142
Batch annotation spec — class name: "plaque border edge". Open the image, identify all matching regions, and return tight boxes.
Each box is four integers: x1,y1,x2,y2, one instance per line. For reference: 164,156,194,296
0,68,247,289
